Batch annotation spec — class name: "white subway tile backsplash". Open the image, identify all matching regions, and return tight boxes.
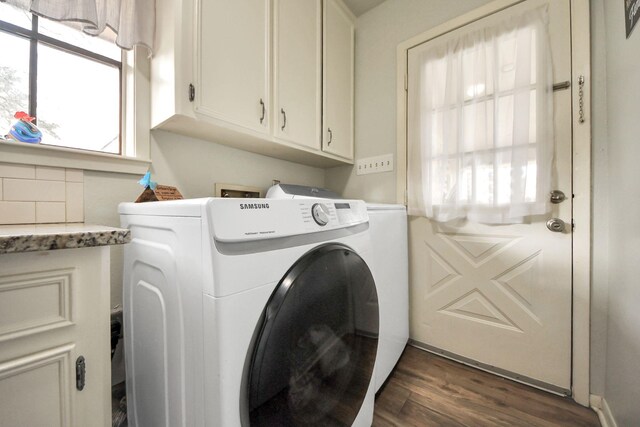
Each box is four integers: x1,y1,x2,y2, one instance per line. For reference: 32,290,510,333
3,179,66,202
36,202,66,223
0,163,36,179
2,179,36,201
65,169,84,183
0,165,85,225
65,182,84,223
36,166,66,181
41,180,67,202
0,201,36,224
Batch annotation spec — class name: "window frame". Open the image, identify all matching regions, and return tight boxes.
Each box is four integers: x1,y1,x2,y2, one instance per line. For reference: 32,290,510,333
0,10,150,174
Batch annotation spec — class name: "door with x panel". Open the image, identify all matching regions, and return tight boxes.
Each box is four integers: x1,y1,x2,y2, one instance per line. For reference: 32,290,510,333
407,0,572,391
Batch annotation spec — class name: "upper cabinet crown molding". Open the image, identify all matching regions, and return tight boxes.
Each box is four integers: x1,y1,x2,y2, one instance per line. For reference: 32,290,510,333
150,0,355,168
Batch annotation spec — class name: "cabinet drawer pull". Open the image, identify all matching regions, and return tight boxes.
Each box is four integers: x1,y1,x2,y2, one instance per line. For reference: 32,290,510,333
259,98,265,124
328,128,333,145
578,75,585,124
281,108,287,131
76,356,86,390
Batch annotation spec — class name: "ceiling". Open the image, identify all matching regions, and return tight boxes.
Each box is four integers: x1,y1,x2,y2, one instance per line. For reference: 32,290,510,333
342,0,387,17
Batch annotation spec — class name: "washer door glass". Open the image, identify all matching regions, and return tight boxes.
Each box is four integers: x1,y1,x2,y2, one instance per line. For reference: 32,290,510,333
245,243,379,426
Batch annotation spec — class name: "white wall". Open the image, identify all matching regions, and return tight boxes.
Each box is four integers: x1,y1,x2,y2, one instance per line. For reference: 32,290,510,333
325,0,493,202
597,0,640,424
84,130,325,309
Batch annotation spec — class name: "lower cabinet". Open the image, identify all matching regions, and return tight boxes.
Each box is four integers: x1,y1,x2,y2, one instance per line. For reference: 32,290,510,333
0,247,110,427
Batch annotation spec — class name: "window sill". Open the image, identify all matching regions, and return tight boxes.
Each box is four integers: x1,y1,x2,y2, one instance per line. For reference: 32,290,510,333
0,139,150,175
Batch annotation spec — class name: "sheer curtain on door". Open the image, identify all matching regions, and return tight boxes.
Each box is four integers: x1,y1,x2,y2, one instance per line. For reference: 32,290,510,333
407,7,554,224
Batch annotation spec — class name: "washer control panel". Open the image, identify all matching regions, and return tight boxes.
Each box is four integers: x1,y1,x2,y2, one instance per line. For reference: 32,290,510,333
209,198,368,242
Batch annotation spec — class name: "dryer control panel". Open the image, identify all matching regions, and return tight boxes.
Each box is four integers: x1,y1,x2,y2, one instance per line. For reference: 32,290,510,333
208,198,368,242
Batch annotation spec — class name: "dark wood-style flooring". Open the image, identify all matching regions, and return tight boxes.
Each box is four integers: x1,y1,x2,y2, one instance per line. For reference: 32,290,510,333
373,346,600,427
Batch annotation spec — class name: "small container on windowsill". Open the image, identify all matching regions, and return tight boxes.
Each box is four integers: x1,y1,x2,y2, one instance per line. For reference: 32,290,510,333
5,112,43,144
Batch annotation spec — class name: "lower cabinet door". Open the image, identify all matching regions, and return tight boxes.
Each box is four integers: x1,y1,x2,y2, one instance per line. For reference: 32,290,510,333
0,247,110,427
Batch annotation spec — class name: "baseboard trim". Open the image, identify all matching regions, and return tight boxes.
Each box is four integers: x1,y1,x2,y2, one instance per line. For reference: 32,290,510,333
409,340,571,397
590,394,618,427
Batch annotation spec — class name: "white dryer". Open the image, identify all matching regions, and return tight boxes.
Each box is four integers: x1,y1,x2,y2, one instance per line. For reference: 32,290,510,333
119,198,379,427
366,204,409,391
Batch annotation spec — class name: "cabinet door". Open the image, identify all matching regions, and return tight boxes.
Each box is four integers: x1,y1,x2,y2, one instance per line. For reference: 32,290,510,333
196,0,270,134
274,0,322,149
0,248,110,427
322,0,354,159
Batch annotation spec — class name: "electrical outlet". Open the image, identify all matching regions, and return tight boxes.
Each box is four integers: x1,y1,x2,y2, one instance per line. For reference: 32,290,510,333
356,154,394,175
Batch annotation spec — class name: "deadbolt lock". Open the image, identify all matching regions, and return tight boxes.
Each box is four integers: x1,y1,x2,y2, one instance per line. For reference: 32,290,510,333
546,218,565,232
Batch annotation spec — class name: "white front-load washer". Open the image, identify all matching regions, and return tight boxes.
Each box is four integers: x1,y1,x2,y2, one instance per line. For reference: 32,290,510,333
119,198,379,427
264,185,410,391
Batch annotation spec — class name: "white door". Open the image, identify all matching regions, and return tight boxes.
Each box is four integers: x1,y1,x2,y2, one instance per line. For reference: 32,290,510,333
273,0,322,149
322,0,354,160
407,0,572,391
196,0,270,134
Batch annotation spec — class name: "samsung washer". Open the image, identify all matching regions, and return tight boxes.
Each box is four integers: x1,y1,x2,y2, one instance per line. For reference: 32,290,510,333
119,197,379,426
266,184,410,391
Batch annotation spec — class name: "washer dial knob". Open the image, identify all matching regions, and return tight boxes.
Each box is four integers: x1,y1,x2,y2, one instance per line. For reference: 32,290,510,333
311,203,330,226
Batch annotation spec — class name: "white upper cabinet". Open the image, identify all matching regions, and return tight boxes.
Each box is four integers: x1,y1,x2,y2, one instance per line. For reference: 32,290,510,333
323,0,355,160
273,0,322,150
150,0,354,167
196,0,270,135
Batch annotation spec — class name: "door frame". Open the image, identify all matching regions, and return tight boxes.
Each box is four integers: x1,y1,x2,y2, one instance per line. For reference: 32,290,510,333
395,0,591,406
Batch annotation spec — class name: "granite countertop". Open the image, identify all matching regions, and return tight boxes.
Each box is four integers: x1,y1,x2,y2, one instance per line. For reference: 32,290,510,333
0,223,131,254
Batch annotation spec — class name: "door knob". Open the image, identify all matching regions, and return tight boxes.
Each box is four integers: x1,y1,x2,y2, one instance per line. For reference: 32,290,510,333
546,218,565,232
550,190,566,204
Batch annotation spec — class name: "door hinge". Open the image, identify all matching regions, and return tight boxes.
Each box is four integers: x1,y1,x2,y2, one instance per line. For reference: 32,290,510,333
188,84,195,102
404,73,408,91
572,220,576,231
76,356,86,391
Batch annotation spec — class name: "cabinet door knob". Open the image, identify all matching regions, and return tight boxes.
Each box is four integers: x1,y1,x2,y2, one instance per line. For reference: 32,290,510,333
281,108,287,131
328,128,333,145
259,98,265,124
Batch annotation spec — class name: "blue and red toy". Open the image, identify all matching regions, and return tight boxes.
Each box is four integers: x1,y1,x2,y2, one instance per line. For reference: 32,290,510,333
6,111,43,144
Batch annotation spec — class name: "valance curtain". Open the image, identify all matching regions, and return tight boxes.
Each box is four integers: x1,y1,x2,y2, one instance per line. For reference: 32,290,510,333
407,7,554,224
6,0,155,52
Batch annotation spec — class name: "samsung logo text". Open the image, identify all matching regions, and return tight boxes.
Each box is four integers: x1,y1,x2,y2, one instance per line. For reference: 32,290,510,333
240,203,270,210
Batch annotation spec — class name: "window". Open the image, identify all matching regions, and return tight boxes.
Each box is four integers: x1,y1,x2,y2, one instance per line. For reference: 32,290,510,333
407,7,554,224
0,2,122,154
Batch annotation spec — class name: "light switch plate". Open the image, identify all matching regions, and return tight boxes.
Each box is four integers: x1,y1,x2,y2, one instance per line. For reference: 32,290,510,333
356,154,394,175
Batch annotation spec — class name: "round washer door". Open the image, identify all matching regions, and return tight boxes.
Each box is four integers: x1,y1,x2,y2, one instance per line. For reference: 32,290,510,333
245,243,379,426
